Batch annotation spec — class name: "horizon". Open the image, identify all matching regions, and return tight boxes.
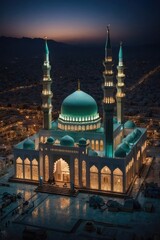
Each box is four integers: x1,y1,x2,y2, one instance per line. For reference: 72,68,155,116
1,0,160,45
1,35,160,48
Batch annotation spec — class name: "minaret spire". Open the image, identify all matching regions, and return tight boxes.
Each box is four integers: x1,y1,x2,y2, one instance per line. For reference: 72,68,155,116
105,25,111,57
41,38,53,129
45,37,49,62
116,41,126,124
102,26,115,157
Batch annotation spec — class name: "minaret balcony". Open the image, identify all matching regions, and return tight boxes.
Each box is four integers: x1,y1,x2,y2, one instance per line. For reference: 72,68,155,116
42,91,53,96
105,57,112,62
103,72,113,78
42,104,52,109
103,97,115,104
104,82,114,87
116,93,125,98
42,77,52,82
116,82,124,87
117,73,125,77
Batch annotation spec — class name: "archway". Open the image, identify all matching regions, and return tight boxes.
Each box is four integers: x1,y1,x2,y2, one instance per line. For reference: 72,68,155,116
53,158,70,183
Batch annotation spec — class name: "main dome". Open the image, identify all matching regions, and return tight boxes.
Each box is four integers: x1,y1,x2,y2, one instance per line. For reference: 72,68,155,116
61,90,97,117
58,90,101,131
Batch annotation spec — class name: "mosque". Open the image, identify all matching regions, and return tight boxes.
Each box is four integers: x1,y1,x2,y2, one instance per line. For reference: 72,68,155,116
13,27,147,193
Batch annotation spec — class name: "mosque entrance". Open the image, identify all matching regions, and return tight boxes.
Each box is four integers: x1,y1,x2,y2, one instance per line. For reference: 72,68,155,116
53,158,70,183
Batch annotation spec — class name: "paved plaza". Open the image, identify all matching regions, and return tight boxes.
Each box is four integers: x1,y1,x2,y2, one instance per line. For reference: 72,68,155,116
0,155,160,240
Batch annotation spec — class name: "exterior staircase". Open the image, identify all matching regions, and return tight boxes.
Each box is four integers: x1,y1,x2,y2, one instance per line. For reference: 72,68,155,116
35,184,78,197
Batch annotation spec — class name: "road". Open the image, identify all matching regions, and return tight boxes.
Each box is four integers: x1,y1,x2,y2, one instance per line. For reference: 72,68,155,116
127,65,160,92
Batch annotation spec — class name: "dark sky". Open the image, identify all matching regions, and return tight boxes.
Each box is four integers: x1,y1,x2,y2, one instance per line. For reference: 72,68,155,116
1,0,160,45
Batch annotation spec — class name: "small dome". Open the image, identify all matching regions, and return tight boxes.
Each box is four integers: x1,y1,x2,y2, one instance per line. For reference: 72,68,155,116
88,149,98,156
115,146,126,158
120,142,130,153
52,121,58,130
60,135,74,147
133,129,142,141
113,117,117,124
123,134,134,144
79,138,87,146
96,127,104,133
47,137,55,144
23,138,35,150
124,120,136,129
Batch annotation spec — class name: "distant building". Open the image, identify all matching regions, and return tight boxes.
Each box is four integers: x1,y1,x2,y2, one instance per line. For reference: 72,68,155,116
13,28,147,193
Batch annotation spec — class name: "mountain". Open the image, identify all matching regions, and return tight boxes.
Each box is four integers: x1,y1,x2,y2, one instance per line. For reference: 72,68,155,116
0,36,71,60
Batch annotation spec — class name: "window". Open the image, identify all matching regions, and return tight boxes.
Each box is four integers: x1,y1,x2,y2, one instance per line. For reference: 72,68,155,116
90,165,98,189
113,168,123,192
45,155,49,181
16,157,23,178
82,161,86,187
24,158,31,179
74,158,79,186
101,166,111,191
32,159,38,180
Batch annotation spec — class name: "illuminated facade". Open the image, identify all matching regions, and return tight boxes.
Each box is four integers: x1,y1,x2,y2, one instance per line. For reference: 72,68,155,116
13,28,147,194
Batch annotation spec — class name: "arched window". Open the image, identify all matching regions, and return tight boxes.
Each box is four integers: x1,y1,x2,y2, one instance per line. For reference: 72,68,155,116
24,158,31,179
95,140,99,151
90,165,98,189
74,158,79,186
113,168,123,192
82,126,85,131
82,160,86,187
101,166,111,191
45,155,49,181
32,159,38,180
16,157,23,178
100,140,103,151
91,140,94,149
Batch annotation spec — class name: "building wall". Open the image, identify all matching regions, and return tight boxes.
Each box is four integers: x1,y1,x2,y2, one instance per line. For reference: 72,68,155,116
13,128,147,194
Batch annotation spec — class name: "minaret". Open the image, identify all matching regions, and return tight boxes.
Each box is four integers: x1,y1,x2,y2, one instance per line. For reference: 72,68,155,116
102,26,115,157
41,38,53,129
116,42,125,124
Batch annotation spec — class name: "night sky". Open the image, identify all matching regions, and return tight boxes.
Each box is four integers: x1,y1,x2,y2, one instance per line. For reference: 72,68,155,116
1,0,160,45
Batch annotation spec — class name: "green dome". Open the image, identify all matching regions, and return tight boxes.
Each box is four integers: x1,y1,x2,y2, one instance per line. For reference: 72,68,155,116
79,138,87,146
52,121,58,130
60,135,74,147
23,138,35,150
124,120,136,129
133,129,142,141
96,127,104,133
113,117,117,124
120,142,130,153
88,149,98,156
123,134,134,144
115,146,126,158
47,137,55,144
61,90,98,117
